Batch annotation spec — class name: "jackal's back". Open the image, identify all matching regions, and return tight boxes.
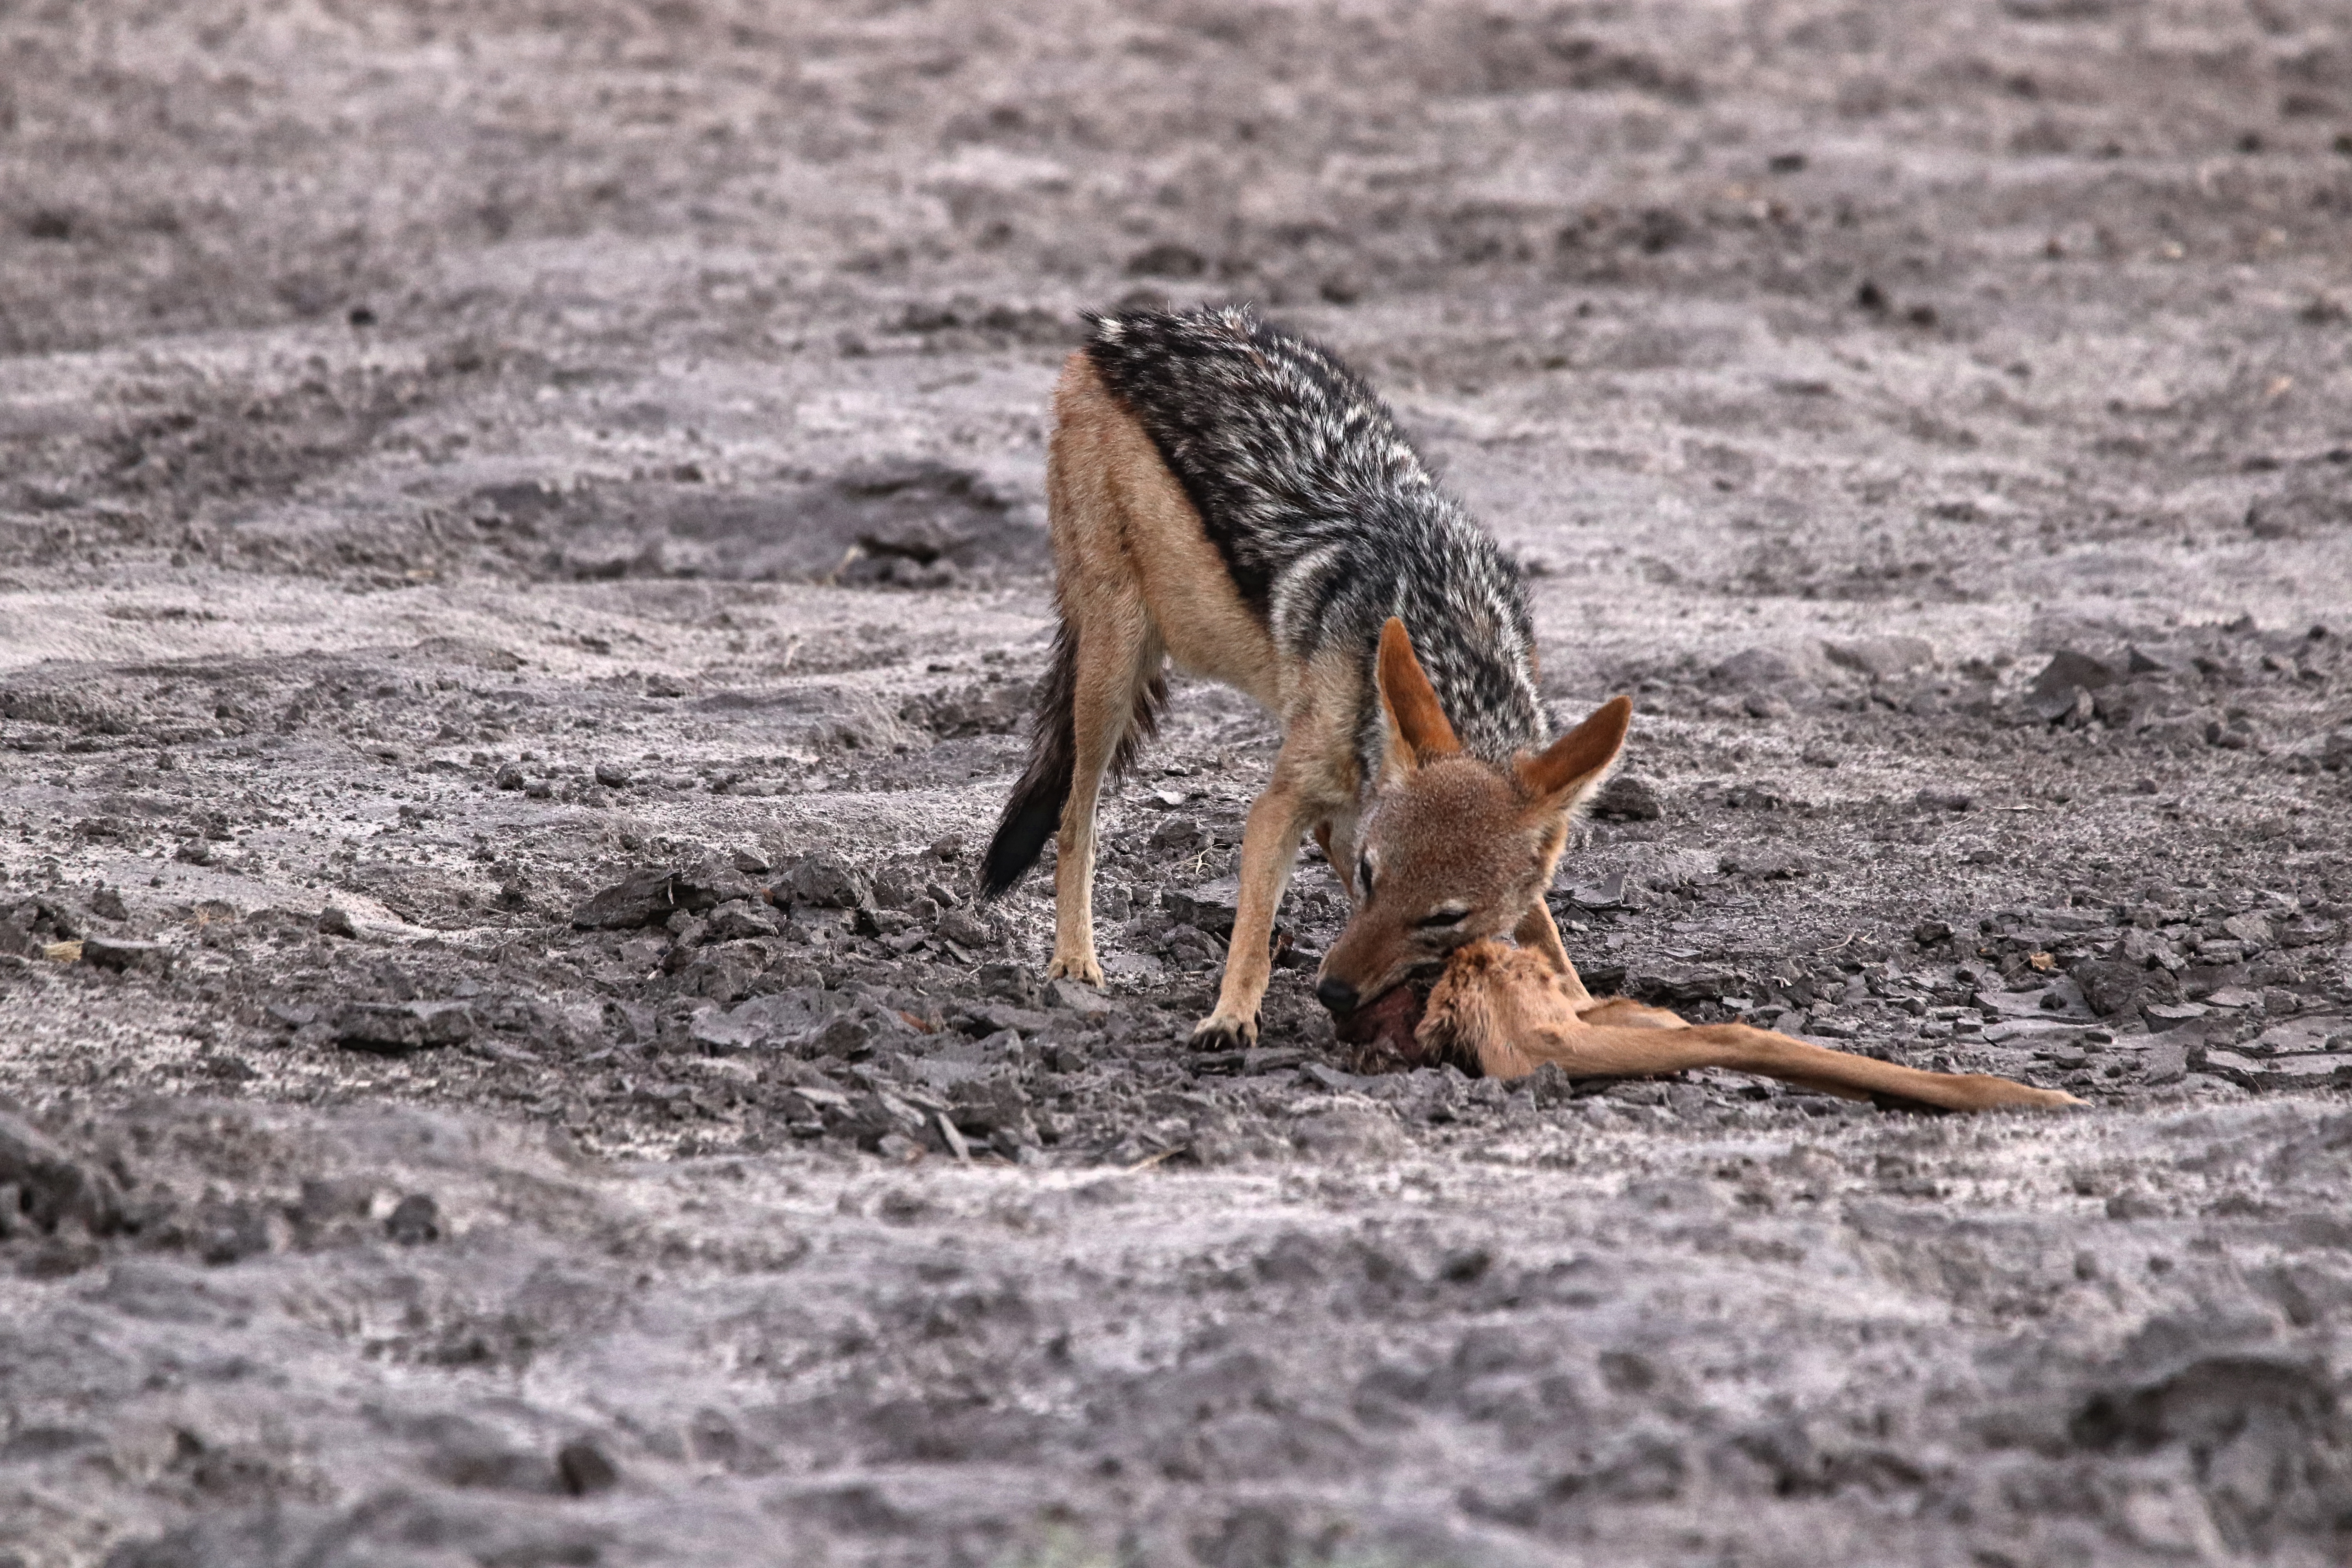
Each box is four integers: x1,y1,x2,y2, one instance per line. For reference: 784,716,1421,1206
1084,306,1543,775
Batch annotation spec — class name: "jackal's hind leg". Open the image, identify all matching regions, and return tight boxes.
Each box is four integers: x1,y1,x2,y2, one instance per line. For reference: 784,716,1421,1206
1048,600,1160,988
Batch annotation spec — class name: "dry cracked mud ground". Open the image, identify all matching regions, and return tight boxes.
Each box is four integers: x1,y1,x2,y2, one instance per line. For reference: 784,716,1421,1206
2,2,2351,1564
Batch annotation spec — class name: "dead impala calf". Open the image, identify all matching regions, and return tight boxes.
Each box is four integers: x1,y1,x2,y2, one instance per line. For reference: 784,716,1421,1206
1341,940,2081,1113
980,304,1622,1047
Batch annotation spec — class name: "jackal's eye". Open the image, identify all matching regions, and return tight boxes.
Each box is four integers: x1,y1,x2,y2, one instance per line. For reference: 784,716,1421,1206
1414,907,1468,931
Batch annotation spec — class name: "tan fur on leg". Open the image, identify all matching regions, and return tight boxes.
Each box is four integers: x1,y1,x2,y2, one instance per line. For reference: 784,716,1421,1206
1195,698,1358,1046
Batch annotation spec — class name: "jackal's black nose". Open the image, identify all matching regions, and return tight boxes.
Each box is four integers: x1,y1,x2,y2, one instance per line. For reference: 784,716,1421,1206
1315,976,1359,1016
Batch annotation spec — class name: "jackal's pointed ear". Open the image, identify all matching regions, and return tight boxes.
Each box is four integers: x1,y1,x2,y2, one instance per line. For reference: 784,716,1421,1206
1375,617,1462,778
1518,695,1632,816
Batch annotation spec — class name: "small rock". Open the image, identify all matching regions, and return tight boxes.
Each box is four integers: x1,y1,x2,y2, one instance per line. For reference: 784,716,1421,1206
2073,959,2149,1018
1292,1106,1406,1158
2220,912,2274,950
1712,647,1800,689
949,1075,1036,1141
333,1001,476,1053
2204,986,2261,1011
318,906,359,938
929,836,964,862
80,935,170,973
1046,978,1114,1016
194,1199,275,1265
494,763,525,790
937,907,996,950
1591,774,1663,820
1629,965,1743,1004
2197,1047,2352,1091
1150,815,1208,851
1721,846,1806,880
2141,1038,2189,1084
1566,872,1630,909
2024,649,2115,722
0,1112,122,1234
556,1439,621,1497
1914,788,1974,812
780,852,872,910
2125,646,2170,675
840,1091,937,1152
572,858,757,929
1127,240,1207,278
1165,880,1240,937
2142,1001,2211,1030
1744,691,1793,720
385,1193,441,1244
593,760,633,788
702,899,782,942
1824,635,1935,681
959,998,1050,1037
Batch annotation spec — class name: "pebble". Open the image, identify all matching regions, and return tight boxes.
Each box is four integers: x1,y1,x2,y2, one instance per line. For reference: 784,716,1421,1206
385,1193,441,1244
333,1001,477,1053
1711,647,1800,689
80,935,171,973
1591,773,1663,820
2196,1048,2352,1091
2024,649,2115,722
1164,880,1239,938
780,852,872,911
2141,1038,2189,1083
556,1439,620,1497
571,857,759,929
0,1111,122,1235
936,907,995,950
702,899,783,942
1046,978,1115,1017
1824,635,1935,681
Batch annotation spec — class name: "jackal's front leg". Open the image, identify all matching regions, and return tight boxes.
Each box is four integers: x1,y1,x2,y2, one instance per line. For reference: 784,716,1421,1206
1192,776,1316,1049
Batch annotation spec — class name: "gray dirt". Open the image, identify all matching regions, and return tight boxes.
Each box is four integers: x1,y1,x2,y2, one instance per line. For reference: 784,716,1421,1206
2,2,2351,1564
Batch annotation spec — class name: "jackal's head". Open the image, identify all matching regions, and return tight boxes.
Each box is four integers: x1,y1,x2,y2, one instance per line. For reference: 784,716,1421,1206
1315,619,1630,1020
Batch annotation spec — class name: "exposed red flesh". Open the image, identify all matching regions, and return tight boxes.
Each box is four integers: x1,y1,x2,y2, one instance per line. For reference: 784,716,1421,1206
1330,982,1433,1071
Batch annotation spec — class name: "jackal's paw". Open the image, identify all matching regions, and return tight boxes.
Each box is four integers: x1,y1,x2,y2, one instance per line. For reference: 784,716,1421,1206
1189,1010,1259,1051
1046,953,1104,987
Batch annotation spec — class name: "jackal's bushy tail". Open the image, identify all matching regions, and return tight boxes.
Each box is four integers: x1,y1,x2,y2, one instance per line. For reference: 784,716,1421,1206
977,624,1166,898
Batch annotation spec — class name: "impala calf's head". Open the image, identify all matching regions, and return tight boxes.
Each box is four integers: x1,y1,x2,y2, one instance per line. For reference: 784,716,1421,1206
1315,619,1630,1019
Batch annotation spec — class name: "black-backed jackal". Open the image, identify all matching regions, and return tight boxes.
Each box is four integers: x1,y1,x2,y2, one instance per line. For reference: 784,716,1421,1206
977,304,2077,1112
979,304,1627,1047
